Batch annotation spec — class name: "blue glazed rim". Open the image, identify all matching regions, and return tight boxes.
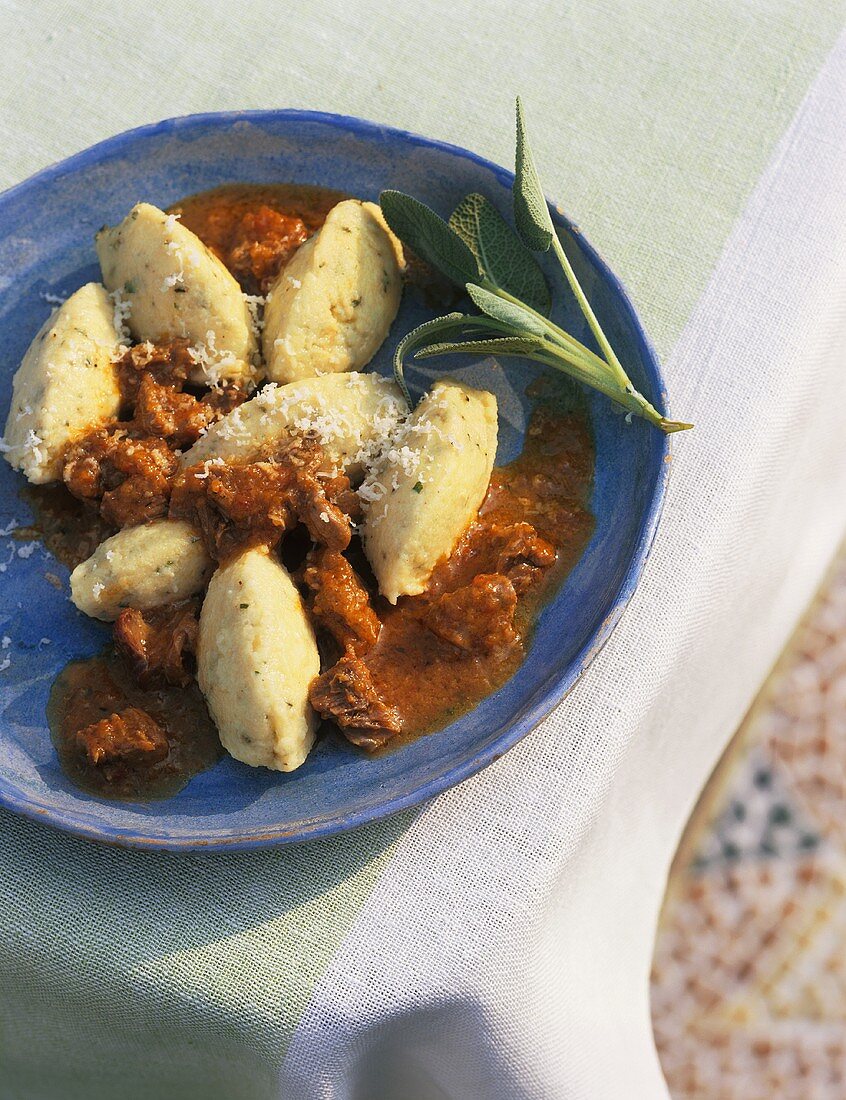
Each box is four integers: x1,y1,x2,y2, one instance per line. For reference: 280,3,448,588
0,110,672,850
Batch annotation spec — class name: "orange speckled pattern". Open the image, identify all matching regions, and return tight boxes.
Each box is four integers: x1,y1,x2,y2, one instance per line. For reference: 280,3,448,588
653,541,846,1098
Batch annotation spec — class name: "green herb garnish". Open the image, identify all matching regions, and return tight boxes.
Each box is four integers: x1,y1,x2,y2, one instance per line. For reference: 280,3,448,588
412,481,423,493
380,98,691,434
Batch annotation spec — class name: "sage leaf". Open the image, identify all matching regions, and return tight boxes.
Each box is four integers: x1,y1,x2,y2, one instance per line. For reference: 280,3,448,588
392,312,469,402
380,191,481,287
449,193,551,315
415,334,610,393
513,97,554,252
465,283,548,337
414,335,549,359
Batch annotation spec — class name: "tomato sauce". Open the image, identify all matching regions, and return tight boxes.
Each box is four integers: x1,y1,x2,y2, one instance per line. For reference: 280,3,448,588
171,183,348,293
48,654,221,801
17,485,114,570
363,388,595,743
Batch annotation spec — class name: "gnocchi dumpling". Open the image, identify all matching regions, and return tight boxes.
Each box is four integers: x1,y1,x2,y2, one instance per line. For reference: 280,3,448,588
361,379,498,603
262,200,404,383
197,548,319,771
2,283,122,484
180,371,408,479
70,519,213,622
96,203,257,386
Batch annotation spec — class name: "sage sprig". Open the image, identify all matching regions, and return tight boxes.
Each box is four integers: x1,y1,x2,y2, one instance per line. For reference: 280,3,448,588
380,99,691,433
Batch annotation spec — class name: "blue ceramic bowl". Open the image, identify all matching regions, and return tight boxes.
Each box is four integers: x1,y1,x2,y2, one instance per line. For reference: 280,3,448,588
0,111,669,850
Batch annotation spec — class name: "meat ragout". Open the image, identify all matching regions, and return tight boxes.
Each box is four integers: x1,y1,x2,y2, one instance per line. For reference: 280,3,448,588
170,436,358,562
114,600,200,688
45,183,595,799
172,183,348,295
63,339,248,530
307,396,594,745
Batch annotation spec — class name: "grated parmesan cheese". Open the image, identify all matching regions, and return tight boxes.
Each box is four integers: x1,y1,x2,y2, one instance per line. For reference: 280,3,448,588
162,272,184,292
354,388,461,523
22,429,45,468
108,287,132,342
193,457,226,480
357,479,386,504
243,294,266,346
187,330,242,388
274,334,297,357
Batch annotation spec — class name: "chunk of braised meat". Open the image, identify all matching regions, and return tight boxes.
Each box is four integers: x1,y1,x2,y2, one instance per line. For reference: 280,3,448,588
106,433,177,525
75,706,169,766
320,472,363,525
444,520,555,596
115,338,196,407
114,601,200,688
490,522,556,595
201,384,248,417
66,337,251,529
100,474,173,527
422,573,518,654
309,654,402,750
226,206,310,291
62,434,109,501
116,338,247,428
64,429,179,528
171,459,290,559
290,468,353,551
302,548,380,657
170,437,353,561
134,375,218,449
